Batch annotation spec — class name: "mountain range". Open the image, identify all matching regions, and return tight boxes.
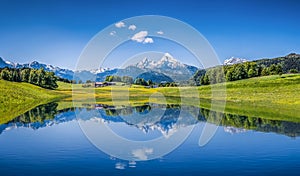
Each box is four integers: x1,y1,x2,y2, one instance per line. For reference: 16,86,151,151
2,103,299,137
1,57,71,80
0,56,113,81
0,53,199,83
134,53,198,81
2,53,299,83
223,57,248,65
0,104,199,137
95,53,198,83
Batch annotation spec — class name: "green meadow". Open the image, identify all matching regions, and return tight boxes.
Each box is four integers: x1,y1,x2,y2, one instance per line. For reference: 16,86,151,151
1,74,300,124
0,80,68,124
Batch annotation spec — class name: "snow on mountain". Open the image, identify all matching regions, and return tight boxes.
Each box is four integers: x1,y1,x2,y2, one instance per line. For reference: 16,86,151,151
223,57,248,65
14,60,76,80
131,53,198,82
0,57,15,68
0,54,198,83
0,57,109,82
5,60,15,67
89,68,110,74
135,53,186,70
135,58,152,69
157,53,186,69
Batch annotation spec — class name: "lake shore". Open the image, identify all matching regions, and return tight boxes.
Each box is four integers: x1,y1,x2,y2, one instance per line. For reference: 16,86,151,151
1,74,300,124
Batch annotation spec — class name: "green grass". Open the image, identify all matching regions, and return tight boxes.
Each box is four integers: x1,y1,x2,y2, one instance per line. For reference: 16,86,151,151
156,74,300,121
0,80,68,124
1,74,300,124
67,74,300,122
217,74,300,120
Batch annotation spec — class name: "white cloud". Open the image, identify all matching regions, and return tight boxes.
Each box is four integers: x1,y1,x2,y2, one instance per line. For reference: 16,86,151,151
115,21,125,28
131,31,148,43
157,30,164,35
132,148,153,160
143,37,154,44
109,31,116,36
128,24,137,31
131,31,154,44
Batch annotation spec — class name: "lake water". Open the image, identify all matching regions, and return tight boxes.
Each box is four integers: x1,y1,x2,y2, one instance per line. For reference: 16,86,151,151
0,102,300,175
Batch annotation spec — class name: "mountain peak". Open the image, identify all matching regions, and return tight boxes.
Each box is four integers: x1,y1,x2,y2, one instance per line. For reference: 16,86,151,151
89,68,110,74
141,57,150,64
224,57,248,65
0,57,15,67
30,60,39,64
134,53,185,70
157,53,184,69
129,53,198,82
164,52,173,59
136,57,152,69
160,53,178,63
29,60,42,66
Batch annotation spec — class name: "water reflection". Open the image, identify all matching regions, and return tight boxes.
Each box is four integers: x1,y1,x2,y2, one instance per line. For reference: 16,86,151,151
1,102,300,138
199,108,300,137
0,102,76,134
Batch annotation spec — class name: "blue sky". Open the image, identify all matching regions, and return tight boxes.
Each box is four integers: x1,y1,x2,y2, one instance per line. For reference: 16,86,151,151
0,0,299,69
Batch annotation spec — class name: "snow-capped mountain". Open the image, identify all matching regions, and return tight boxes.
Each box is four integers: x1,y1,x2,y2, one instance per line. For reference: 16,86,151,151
0,57,76,79
135,53,191,70
135,58,154,69
15,61,75,80
0,57,108,81
0,57,15,68
223,57,248,65
89,68,110,74
130,53,198,82
95,53,199,83
0,53,198,83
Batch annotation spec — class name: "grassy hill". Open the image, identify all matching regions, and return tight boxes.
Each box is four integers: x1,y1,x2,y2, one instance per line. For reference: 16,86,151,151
159,74,300,121
66,74,300,121
0,80,68,124
1,73,300,125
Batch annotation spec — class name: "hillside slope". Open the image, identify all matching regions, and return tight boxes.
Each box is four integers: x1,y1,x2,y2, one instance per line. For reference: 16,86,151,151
0,80,68,124
158,74,300,121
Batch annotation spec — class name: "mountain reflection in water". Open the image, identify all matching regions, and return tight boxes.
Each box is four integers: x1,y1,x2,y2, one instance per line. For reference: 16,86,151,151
1,102,300,138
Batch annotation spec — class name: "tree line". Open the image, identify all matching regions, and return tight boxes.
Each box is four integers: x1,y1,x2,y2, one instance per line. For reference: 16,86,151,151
104,75,178,87
0,67,58,89
193,62,284,85
105,75,134,84
255,53,300,73
198,108,300,137
193,53,300,86
104,75,153,86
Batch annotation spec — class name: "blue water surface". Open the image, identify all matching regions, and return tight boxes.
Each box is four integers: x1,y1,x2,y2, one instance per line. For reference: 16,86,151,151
0,104,299,176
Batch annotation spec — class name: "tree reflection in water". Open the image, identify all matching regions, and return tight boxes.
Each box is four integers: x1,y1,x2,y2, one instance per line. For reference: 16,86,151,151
1,102,300,137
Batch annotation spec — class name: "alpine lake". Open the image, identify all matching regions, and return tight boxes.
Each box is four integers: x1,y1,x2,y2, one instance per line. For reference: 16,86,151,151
0,97,299,176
